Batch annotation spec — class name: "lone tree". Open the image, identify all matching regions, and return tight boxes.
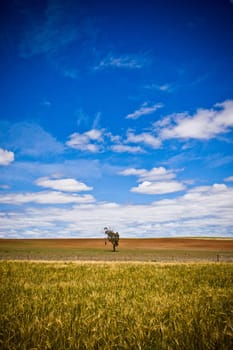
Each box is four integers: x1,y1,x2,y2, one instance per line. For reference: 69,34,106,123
104,227,120,252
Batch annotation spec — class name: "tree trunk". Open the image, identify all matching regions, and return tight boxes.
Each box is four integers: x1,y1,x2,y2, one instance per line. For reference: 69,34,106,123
113,243,116,252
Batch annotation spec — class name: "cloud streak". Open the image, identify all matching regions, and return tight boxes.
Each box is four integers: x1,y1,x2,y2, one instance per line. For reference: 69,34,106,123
111,144,145,153
94,54,147,70
224,176,233,182
126,103,163,119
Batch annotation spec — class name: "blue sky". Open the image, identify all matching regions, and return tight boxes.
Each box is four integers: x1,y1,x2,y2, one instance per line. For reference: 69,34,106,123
0,0,233,238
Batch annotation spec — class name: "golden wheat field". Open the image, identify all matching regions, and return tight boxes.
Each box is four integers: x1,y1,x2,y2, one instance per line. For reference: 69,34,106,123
0,261,233,349
1,238,233,349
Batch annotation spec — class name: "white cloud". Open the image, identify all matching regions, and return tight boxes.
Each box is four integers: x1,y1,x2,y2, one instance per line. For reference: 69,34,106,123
105,132,121,143
94,54,146,70
126,131,161,149
126,103,163,119
120,167,176,181
120,168,146,177
66,129,104,152
224,176,233,182
85,129,103,141
0,191,95,205
0,148,14,166
1,183,232,238
111,144,145,153
35,177,93,192
158,100,233,140
120,166,185,195
131,180,185,195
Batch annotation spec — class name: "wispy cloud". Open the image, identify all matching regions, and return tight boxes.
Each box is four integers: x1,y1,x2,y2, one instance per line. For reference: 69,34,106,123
18,0,97,78
111,144,145,154
35,176,93,192
144,83,173,92
0,185,10,189
0,122,64,157
126,102,163,119
19,1,79,58
156,100,233,140
205,153,233,168
224,176,233,182
0,148,14,166
41,99,52,107
94,54,147,70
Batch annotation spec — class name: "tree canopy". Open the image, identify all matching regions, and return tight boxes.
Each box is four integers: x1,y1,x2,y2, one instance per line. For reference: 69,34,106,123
104,227,120,252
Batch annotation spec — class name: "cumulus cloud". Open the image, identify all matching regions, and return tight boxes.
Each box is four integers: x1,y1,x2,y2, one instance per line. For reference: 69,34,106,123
131,181,185,195
120,167,176,181
157,100,233,140
120,166,185,195
126,103,163,120
0,148,14,166
66,127,161,154
0,191,95,205
66,129,104,152
67,99,233,157
35,177,93,192
126,131,161,149
1,183,232,238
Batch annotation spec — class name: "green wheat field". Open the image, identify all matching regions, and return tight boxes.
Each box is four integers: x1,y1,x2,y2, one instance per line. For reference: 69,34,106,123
0,261,232,349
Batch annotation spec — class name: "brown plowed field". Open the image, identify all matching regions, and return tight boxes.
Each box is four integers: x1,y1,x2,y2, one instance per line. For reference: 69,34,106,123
1,238,233,251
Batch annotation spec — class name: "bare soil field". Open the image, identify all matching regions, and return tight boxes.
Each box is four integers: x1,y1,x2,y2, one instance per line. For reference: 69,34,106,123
1,237,232,250
1,238,233,262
